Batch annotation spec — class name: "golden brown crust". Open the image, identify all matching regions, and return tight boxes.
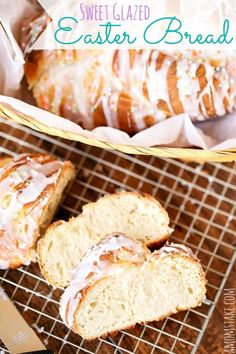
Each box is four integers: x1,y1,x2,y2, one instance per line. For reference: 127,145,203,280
168,61,185,115
22,14,236,135
24,50,98,88
97,191,166,206
72,252,206,339
0,154,75,269
38,191,172,287
197,64,216,118
0,157,12,168
25,49,236,131
22,15,236,134
117,92,136,134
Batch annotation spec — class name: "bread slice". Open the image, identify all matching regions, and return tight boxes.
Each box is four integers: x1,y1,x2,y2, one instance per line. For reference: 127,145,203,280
0,153,76,269
38,192,172,287
60,233,207,339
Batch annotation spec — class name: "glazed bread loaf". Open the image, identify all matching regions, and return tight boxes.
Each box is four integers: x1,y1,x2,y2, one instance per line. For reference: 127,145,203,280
22,15,236,133
38,192,172,287
0,153,76,269
60,233,207,339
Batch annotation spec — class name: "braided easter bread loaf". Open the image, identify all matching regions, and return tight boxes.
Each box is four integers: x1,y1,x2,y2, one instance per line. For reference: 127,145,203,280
21,15,236,134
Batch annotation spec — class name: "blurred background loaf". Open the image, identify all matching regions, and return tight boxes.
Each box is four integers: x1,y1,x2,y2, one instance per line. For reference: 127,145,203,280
21,14,236,134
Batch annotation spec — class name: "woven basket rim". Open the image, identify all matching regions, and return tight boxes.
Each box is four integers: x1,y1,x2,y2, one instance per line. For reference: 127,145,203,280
0,103,236,163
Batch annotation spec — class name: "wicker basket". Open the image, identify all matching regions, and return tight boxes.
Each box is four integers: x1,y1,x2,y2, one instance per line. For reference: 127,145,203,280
0,102,236,163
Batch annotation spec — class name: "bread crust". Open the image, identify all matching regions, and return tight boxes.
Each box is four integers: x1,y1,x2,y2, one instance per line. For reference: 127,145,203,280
0,157,12,168
66,249,206,339
37,191,172,287
0,153,76,269
22,16,236,132
24,50,86,88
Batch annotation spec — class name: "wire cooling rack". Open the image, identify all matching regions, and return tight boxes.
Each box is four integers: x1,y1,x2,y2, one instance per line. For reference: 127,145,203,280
0,116,235,354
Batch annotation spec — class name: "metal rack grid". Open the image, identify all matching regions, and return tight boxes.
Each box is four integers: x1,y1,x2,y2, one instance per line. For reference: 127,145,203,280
0,116,235,354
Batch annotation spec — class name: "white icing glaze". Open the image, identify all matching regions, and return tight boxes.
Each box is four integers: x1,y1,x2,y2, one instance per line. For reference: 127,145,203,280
60,233,147,328
0,154,64,267
155,242,197,260
33,49,236,131
60,236,198,330
24,16,236,130
176,59,200,116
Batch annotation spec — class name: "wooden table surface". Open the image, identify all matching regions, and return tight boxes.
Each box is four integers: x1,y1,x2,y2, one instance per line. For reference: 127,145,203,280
198,262,236,354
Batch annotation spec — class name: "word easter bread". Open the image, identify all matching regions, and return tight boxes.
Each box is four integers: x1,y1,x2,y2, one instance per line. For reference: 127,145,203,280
55,16,233,46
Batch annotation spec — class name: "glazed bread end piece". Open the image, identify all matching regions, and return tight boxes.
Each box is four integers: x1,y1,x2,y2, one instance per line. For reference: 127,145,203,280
38,160,76,234
0,154,76,269
38,192,172,288
60,235,207,339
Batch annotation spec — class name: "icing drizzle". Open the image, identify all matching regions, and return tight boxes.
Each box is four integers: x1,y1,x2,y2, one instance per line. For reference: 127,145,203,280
31,48,236,132
60,233,148,328
23,15,236,132
0,154,64,268
60,235,198,330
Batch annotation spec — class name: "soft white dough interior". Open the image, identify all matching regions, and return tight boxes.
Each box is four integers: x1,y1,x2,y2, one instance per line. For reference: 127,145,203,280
40,193,171,287
39,168,75,233
75,257,204,339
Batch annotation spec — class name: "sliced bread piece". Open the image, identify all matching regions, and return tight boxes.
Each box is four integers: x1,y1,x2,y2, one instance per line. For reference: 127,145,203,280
38,192,172,287
60,233,207,339
0,153,76,269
